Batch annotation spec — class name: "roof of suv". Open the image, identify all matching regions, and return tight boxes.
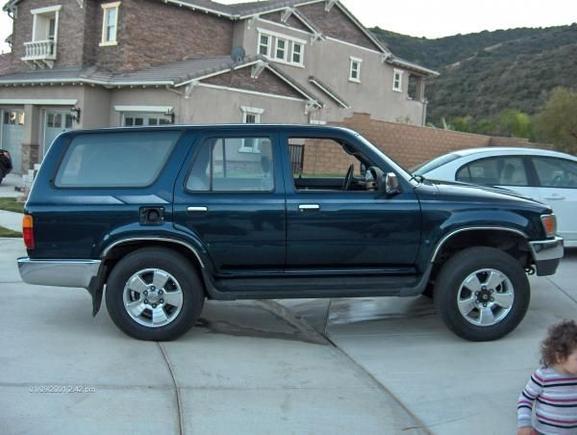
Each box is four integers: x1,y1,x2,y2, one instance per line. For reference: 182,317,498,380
64,124,359,135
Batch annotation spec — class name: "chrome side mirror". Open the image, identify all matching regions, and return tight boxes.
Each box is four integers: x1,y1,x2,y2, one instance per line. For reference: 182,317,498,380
384,172,401,196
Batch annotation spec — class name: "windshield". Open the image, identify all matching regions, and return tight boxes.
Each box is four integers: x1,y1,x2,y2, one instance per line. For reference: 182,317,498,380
412,153,461,175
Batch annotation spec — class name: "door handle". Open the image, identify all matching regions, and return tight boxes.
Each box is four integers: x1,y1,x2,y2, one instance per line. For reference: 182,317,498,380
299,204,320,211
187,206,208,212
544,196,565,201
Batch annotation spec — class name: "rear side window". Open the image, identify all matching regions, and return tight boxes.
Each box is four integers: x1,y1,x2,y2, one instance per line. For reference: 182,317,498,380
186,137,274,192
456,157,528,186
55,131,180,187
532,157,577,189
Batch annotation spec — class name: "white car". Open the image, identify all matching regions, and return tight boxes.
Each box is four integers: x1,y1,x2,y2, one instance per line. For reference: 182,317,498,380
414,147,577,247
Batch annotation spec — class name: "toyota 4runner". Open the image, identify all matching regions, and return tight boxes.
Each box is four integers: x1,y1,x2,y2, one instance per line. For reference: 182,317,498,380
18,125,564,341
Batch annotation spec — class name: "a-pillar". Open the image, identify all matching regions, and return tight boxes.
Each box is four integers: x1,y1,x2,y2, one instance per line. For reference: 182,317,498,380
21,104,41,174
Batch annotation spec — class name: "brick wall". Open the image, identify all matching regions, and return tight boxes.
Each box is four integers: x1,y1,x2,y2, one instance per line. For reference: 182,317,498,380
10,0,88,71
302,113,545,173
82,0,101,66
204,67,304,99
297,2,380,51
300,138,358,176
260,11,310,33
96,0,234,72
6,0,234,73
0,53,15,75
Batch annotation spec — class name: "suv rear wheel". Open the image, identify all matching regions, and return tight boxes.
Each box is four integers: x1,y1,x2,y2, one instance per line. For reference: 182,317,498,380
105,247,204,341
434,247,530,341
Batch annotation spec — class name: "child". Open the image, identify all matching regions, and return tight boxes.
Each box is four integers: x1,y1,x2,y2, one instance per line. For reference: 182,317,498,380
517,320,577,435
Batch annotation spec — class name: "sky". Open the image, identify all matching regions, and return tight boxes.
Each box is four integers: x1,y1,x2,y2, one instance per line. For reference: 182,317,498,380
1,0,576,53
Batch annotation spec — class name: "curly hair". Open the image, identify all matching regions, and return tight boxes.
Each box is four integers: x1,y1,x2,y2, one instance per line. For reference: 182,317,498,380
541,320,577,368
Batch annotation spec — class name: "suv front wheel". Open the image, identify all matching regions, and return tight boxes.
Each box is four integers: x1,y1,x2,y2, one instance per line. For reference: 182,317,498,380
434,247,530,341
105,247,205,341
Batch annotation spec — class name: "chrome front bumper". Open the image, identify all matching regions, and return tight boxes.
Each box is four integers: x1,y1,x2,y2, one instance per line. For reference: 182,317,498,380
17,258,101,289
529,237,564,276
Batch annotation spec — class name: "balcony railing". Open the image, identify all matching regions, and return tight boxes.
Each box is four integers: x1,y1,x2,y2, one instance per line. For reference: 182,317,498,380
22,40,56,68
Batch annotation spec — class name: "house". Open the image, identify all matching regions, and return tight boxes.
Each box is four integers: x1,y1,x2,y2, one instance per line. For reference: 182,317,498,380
0,0,438,174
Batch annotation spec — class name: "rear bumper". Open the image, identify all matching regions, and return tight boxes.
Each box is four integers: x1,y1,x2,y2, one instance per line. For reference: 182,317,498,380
529,237,564,276
17,258,101,289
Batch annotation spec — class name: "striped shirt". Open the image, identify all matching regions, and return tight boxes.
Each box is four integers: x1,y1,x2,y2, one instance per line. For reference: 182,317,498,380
517,367,577,434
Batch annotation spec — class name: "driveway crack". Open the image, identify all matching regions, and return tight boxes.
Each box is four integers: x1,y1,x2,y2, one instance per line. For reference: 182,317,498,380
265,300,432,435
546,277,577,306
157,342,184,435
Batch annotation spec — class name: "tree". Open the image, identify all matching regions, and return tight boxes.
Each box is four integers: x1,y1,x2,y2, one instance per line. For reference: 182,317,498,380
449,116,474,132
535,87,577,154
494,109,533,139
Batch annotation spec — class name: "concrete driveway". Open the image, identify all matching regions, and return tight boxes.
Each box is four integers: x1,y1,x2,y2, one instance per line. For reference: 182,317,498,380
1,235,576,435
0,238,422,435
283,251,577,435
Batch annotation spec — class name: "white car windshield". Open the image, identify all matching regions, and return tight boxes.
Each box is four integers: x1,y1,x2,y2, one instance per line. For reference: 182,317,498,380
412,153,461,175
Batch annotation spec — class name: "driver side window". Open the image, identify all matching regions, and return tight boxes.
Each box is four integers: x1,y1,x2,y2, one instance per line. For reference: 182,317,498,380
288,137,375,191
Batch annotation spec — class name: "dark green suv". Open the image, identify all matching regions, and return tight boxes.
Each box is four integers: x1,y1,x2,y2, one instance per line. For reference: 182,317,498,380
18,125,563,341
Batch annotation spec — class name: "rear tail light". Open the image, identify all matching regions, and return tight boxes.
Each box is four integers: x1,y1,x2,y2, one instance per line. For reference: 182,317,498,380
541,214,557,238
22,215,35,250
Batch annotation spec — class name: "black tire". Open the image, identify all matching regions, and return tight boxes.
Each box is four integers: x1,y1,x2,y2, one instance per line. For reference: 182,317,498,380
105,247,205,341
434,247,530,341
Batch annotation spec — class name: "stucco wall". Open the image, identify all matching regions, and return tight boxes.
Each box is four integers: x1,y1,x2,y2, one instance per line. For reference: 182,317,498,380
106,85,308,125
181,85,308,124
81,86,112,128
241,19,427,126
107,88,180,126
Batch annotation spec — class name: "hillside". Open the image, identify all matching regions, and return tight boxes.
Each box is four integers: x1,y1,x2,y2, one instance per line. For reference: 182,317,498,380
371,24,577,125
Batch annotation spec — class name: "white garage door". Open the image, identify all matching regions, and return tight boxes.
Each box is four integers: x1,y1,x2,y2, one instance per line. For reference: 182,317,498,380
43,111,74,155
1,110,24,174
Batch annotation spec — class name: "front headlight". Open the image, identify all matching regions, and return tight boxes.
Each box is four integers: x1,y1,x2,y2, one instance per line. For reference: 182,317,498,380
541,214,557,238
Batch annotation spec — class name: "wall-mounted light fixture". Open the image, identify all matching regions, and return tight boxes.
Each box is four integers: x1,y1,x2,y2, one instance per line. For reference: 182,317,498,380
70,106,81,123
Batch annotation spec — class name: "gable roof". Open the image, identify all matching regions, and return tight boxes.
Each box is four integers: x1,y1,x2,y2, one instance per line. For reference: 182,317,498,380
0,54,322,105
386,56,440,77
163,0,390,54
308,76,349,109
2,0,436,76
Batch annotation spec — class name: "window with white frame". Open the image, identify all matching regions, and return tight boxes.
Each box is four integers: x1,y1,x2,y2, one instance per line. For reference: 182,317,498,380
123,112,172,126
257,29,306,67
258,34,270,56
29,5,61,56
240,107,264,153
100,2,120,46
349,57,362,83
275,39,287,61
393,69,403,92
292,42,303,65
